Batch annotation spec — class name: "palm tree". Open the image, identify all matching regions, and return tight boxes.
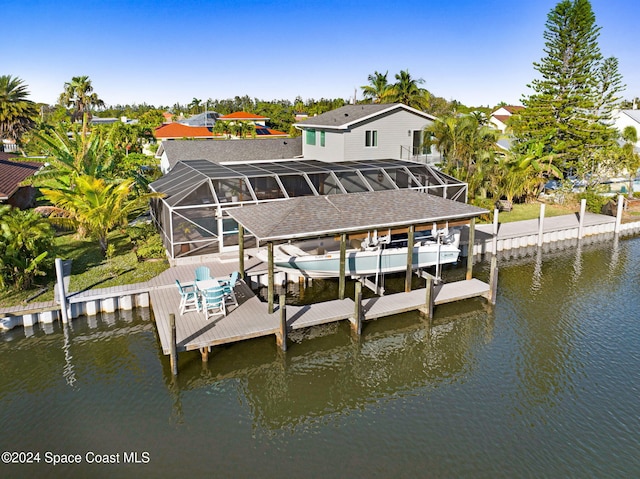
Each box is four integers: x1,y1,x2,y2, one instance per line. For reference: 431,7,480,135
425,114,499,196
390,70,428,110
38,176,161,255
0,75,38,146
59,76,105,139
213,120,232,139
620,126,640,198
361,71,394,104
188,98,203,114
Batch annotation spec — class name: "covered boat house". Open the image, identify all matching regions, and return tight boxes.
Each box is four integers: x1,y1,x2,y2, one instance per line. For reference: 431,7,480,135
149,158,469,258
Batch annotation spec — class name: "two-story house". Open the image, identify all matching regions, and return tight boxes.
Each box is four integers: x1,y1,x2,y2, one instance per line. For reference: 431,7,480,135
293,103,439,164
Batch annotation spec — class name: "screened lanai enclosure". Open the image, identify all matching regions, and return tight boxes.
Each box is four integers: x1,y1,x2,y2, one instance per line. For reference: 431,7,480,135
149,159,468,258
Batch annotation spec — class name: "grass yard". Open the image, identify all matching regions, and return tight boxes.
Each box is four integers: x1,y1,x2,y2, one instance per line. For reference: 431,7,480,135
493,202,576,223
0,229,169,307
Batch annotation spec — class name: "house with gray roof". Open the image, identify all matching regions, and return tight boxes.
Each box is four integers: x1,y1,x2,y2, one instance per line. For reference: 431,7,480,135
293,103,440,164
157,137,302,172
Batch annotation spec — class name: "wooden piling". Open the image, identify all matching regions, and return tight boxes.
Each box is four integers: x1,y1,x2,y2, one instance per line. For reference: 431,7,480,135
405,225,415,292
238,225,245,279
267,242,274,314
169,313,178,375
339,233,346,300
466,218,476,281
419,276,434,319
200,347,209,363
277,294,287,351
488,256,498,305
351,281,362,335
538,203,546,247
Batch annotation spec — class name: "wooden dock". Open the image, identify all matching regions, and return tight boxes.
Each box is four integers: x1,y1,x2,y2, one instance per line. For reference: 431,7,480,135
150,275,490,356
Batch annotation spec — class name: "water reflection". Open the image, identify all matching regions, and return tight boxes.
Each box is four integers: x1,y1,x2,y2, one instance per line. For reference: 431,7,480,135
170,303,494,430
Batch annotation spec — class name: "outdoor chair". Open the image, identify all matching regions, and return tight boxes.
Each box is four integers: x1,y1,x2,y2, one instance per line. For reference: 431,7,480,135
194,266,211,282
219,271,239,306
202,286,226,320
175,279,200,315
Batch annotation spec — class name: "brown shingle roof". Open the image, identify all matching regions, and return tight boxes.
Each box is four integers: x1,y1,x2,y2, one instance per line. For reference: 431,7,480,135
0,159,43,200
226,189,487,241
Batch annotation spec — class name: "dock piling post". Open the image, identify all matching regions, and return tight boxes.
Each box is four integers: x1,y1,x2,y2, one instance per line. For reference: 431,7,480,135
267,242,274,314
419,276,434,320
169,313,178,376
488,257,499,305
578,199,586,239
466,218,476,281
277,294,287,351
339,233,346,300
405,225,415,292
615,195,624,234
55,258,69,324
238,225,245,279
538,203,546,247
351,281,362,335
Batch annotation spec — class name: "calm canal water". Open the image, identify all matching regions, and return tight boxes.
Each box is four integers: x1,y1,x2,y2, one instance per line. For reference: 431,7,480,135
1,236,640,478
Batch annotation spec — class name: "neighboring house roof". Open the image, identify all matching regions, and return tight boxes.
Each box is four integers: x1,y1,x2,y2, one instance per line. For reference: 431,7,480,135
179,111,219,126
155,123,215,139
294,103,436,130
619,109,640,124
218,112,269,121
0,158,43,200
492,115,511,126
502,105,524,114
157,137,302,170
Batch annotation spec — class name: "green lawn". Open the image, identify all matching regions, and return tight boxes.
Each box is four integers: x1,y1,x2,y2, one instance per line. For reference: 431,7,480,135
0,230,169,307
491,202,576,223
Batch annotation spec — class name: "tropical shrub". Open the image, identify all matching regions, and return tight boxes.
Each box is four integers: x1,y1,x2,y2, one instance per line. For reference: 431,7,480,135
578,191,609,214
0,206,55,290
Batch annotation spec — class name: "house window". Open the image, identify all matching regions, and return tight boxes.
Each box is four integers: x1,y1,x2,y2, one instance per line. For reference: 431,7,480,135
320,131,325,147
365,130,378,147
306,129,316,145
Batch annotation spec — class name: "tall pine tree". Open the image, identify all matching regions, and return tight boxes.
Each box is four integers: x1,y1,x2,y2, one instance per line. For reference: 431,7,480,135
512,0,624,181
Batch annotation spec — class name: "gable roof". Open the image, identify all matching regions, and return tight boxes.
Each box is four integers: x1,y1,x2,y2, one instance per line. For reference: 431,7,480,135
294,103,436,130
155,123,215,139
0,158,43,200
157,137,302,170
502,105,524,114
219,111,269,121
620,109,640,124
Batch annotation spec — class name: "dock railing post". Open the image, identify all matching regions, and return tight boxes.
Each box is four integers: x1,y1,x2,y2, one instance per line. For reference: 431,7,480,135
351,281,362,335
276,294,287,351
615,195,624,234
538,203,546,247
169,313,178,376
578,199,586,239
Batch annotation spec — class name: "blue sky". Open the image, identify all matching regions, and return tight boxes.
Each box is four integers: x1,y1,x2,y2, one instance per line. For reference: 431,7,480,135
6,0,638,108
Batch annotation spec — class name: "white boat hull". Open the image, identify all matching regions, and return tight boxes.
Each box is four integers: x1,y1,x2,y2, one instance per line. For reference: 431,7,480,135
256,233,461,279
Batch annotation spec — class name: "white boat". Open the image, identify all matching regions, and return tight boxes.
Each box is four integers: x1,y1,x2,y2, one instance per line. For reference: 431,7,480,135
255,228,461,279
